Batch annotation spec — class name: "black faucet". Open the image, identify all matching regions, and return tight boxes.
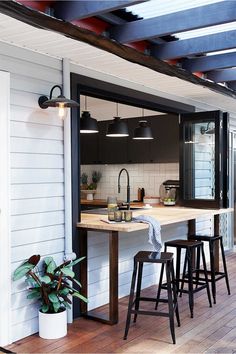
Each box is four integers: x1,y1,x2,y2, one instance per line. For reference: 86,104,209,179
118,168,130,210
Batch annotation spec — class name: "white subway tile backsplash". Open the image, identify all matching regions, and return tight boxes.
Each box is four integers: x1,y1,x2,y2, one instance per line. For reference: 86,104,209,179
81,163,179,202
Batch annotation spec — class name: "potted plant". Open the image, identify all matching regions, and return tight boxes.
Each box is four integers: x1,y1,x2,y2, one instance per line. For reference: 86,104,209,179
13,255,87,339
89,170,102,190
80,172,88,190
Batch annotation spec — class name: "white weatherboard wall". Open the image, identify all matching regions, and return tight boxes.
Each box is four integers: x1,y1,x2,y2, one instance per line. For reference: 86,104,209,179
0,42,65,342
0,71,11,346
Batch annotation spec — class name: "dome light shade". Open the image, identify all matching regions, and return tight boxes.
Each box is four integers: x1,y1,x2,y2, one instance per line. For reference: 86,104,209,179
106,117,129,137
80,111,99,133
133,120,154,140
38,85,79,109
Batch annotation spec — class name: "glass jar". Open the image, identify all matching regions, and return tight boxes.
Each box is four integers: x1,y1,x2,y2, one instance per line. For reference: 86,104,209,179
107,196,118,221
124,210,132,222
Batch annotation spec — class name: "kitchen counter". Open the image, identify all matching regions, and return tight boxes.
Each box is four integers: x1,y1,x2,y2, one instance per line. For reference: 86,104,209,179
77,206,233,232
77,206,233,325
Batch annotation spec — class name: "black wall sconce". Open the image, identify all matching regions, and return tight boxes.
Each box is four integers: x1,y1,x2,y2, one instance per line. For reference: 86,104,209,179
38,85,79,117
200,122,215,135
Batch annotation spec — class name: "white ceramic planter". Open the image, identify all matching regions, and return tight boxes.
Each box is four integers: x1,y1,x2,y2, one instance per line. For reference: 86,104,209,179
38,309,67,339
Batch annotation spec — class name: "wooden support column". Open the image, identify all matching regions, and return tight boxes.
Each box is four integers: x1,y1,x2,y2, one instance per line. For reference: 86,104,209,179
214,214,220,272
78,229,119,325
78,229,88,314
109,231,119,324
188,219,196,238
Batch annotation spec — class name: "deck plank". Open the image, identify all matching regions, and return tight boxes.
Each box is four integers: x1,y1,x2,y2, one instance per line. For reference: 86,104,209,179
7,251,236,353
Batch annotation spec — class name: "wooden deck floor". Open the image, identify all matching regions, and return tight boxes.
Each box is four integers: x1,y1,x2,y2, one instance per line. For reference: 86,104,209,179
8,251,236,353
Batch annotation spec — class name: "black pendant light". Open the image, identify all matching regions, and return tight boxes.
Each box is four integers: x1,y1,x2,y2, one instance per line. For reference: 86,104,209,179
38,85,79,118
133,109,153,140
106,103,129,137
80,96,98,133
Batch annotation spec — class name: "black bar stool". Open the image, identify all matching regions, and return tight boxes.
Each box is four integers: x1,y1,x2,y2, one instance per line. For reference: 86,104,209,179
157,239,212,318
188,235,230,304
123,251,180,344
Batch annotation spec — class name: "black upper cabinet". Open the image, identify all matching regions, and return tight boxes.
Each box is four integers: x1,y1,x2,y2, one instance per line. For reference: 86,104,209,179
148,114,179,163
127,118,151,163
80,114,179,164
80,131,99,164
179,110,229,208
98,121,128,164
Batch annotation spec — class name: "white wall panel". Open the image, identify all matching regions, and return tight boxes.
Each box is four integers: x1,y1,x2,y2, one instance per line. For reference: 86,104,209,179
11,168,64,184
11,211,64,231
11,238,65,263
10,121,63,140
11,105,63,127
1,43,65,343
11,183,64,199
11,225,65,247
11,137,63,154
0,55,61,82
11,153,63,169
11,197,64,215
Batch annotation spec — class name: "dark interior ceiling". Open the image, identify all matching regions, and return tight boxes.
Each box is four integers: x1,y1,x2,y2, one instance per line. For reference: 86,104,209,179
1,0,236,98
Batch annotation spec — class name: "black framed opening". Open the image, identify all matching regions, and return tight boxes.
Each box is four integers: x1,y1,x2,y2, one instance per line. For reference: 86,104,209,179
70,72,195,318
179,110,229,209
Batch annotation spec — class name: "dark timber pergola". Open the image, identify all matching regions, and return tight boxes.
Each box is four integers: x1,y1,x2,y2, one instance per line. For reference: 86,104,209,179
1,0,236,99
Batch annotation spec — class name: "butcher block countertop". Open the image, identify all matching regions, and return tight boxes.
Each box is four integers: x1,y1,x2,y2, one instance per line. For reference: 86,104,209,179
77,206,233,233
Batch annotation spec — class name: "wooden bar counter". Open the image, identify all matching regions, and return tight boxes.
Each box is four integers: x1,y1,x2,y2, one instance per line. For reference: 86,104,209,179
77,206,233,325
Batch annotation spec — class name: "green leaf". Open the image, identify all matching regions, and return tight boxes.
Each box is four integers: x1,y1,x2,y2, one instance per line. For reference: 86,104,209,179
72,278,82,288
73,292,88,303
62,301,71,310
27,291,41,300
53,301,61,313
48,293,58,303
41,304,49,313
44,257,57,274
70,257,86,267
13,263,35,281
61,268,75,278
39,275,51,284
59,288,70,296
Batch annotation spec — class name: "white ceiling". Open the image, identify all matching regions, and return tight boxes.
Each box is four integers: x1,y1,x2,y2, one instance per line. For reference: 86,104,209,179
0,11,236,120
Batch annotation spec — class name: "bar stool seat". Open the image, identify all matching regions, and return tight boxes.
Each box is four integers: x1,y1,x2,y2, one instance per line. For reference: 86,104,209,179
158,239,212,318
188,235,230,304
124,251,180,344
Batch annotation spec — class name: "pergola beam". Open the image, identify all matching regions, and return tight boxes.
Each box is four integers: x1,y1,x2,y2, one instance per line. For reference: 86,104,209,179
227,81,236,90
109,1,236,43
0,1,236,100
182,52,236,73
206,68,236,83
151,30,236,60
53,0,145,21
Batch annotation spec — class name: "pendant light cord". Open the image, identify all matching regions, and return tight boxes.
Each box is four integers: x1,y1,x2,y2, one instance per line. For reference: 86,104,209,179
85,96,88,110
116,102,119,116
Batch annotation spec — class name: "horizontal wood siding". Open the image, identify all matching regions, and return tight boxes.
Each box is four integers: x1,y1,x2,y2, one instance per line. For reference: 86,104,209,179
0,42,65,342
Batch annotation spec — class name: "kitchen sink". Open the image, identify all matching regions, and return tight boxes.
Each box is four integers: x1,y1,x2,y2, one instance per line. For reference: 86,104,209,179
81,207,146,215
